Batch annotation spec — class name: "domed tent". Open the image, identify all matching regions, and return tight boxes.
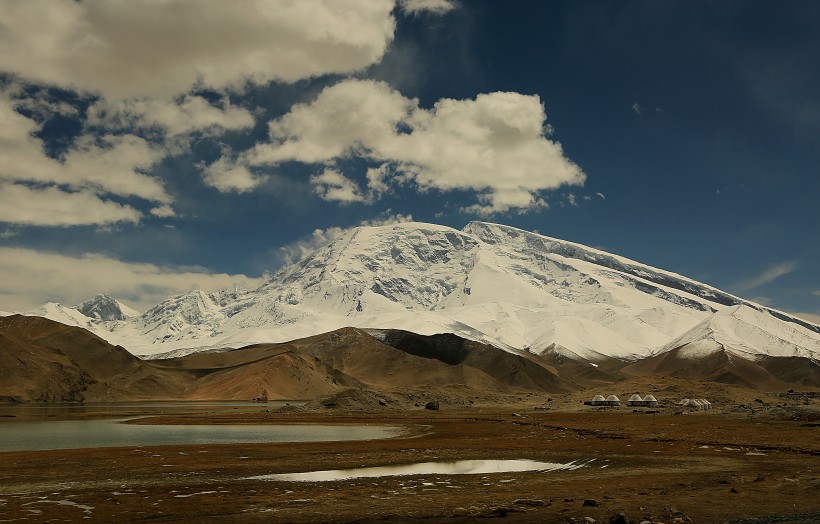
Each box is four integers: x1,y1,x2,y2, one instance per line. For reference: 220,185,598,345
642,394,659,407
605,394,620,406
627,394,643,406
678,398,709,411
590,394,607,406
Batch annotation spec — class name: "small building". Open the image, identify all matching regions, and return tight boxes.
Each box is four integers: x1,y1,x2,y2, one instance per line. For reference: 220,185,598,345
627,394,643,406
588,394,607,406
678,398,711,411
605,394,620,407
641,394,659,407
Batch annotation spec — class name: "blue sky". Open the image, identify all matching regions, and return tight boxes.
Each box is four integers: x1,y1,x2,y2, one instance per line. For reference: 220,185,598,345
0,0,817,323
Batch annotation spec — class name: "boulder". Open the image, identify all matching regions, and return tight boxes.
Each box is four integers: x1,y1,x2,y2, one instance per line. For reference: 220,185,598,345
610,512,629,524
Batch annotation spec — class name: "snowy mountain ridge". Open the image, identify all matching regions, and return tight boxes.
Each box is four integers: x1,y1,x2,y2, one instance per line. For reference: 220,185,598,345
19,221,820,363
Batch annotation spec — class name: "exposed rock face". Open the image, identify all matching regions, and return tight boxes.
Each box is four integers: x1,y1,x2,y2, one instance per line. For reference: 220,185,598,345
75,294,136,321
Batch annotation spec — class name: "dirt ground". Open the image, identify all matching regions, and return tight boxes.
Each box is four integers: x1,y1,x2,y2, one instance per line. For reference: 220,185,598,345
0,402,818,524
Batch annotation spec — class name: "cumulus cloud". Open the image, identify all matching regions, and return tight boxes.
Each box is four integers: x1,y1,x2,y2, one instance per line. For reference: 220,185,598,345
88,96,254,138
201,155,264,193
310,168,371,204
0,92,171,226
631,103,644,114
244,79,585,214
734,261,799,293
275,212,414,266
149,204,176,218
0,0,396,100
399,0,458,15
0,247,266,313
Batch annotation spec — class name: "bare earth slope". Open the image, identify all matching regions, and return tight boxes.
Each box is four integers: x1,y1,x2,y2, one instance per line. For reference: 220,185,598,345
0,315,192,401
3,315,817,405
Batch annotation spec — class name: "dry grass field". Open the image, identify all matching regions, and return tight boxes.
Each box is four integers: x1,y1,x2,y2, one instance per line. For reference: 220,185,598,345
1,398,818,523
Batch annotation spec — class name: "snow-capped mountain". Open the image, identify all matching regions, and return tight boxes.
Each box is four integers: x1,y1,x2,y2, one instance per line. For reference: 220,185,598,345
76,294,139,321
22,222,820,364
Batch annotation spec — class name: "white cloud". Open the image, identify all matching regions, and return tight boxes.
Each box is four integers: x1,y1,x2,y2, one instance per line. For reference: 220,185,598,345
246,79,585,214
275,212,414,266
201,156,264,193
0,247,266,313
0,0,396,100
366,163,392,195
88,96,255,137
734,261,799,293
310,168,370,204
149,204,176,218
60,134,170,202
0,183,141,227
595,192,606,200
0,92,171,226
399,0,458,15
631,103,644,114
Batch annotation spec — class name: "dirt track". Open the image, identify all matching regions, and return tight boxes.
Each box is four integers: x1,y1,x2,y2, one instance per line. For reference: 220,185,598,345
0,407,818,523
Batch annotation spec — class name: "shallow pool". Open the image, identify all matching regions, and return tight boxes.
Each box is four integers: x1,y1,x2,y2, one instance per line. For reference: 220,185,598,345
0,419,401,452
247,458,596,482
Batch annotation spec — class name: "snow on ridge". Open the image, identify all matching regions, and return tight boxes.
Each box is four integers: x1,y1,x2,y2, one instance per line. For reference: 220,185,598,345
15,221,820,363
655,305,819,361
464,221,818,333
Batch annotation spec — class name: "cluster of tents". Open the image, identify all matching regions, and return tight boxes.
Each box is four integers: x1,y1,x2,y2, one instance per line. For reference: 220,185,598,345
677,398,712,411
587,394,660,407
588,394,622,406
586,394,711,410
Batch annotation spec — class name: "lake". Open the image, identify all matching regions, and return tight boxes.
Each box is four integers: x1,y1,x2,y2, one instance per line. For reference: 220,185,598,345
0,402,401,452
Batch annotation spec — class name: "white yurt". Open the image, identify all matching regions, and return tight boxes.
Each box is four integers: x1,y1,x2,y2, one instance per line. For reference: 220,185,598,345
642,394,659,407
627,394,643,406
605,394,620,406
679,398,709,411
590,394,607,406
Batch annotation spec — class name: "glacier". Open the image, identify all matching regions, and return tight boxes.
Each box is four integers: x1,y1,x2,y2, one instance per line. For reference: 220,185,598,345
18,221,820,363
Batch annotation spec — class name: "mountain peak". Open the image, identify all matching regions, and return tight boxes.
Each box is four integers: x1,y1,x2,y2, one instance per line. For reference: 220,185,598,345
17,221,819,363
75,294,138,321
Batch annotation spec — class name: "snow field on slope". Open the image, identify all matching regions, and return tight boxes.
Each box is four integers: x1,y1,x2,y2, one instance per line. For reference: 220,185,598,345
19,221,819,363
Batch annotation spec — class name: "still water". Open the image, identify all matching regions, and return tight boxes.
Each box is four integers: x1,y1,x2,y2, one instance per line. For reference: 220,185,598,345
248,459,595,482
0,402,399,452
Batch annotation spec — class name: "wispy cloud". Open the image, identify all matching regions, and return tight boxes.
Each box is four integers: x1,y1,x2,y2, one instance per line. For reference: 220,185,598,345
631,103,643,114
399,0,458,15
273,212,414,267
734,261,799,293
0,247,265,312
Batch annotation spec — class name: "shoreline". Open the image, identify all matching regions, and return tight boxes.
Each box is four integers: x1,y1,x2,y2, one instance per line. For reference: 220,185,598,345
0,407,818,522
